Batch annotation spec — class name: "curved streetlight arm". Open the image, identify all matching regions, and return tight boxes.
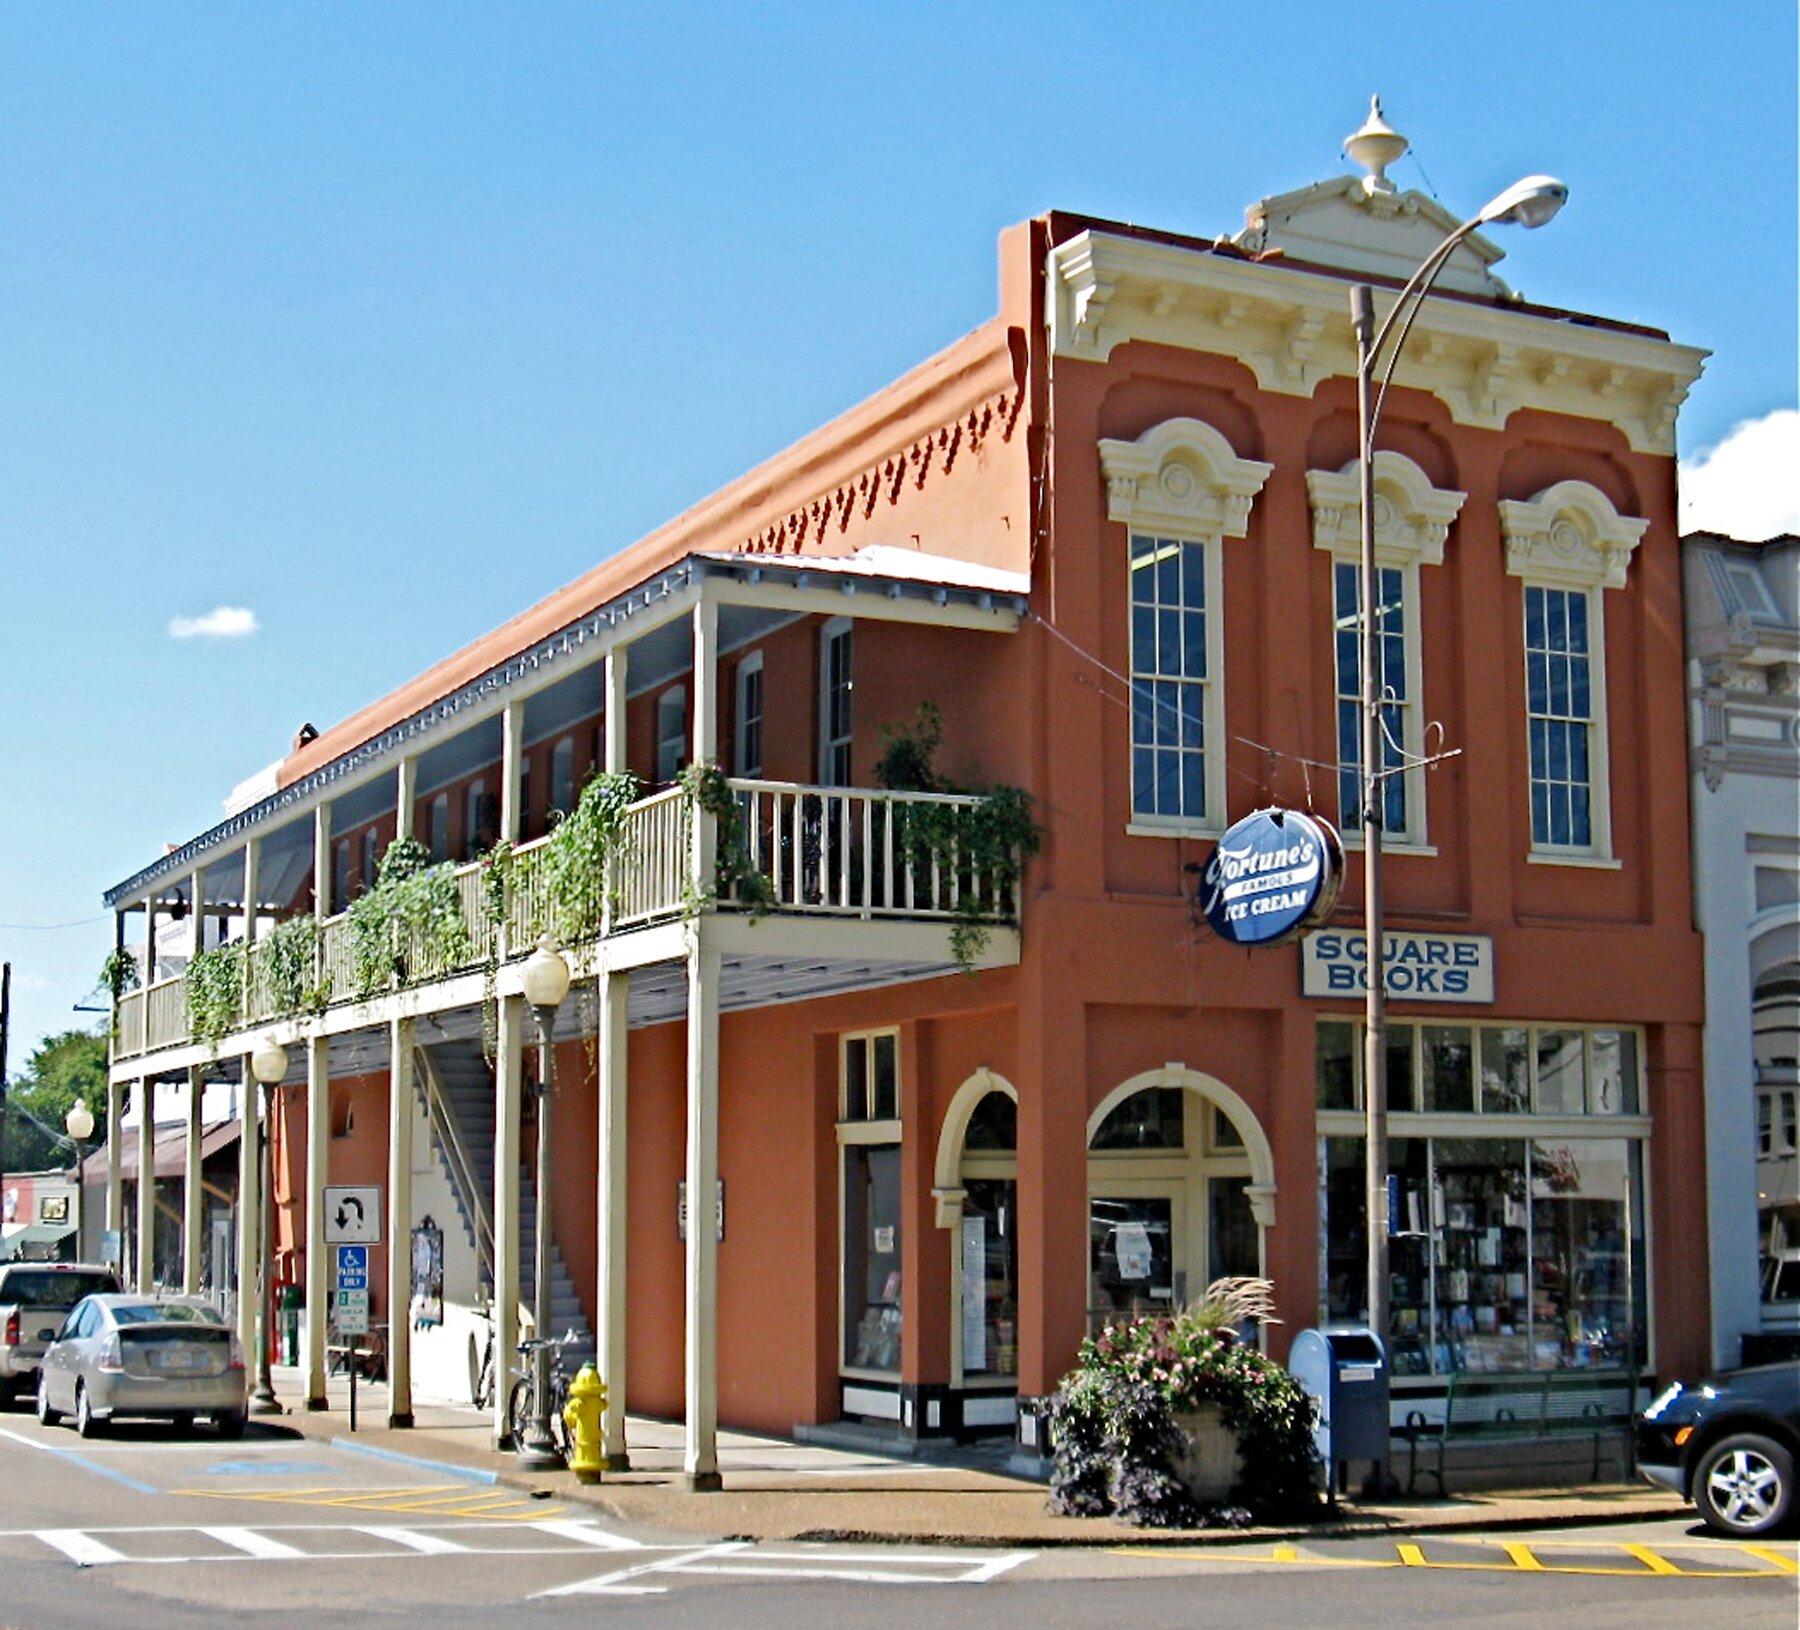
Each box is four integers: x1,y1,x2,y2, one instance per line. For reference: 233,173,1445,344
1365,218,1483,444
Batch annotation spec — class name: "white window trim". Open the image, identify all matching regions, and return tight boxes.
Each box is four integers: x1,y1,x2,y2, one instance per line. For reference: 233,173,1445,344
1099,418,1273,838
1500,480,1648,866
734,650,764,778
838,1027,902,1381
656,685,686,784
1307,452,1466,850
818,618,853,786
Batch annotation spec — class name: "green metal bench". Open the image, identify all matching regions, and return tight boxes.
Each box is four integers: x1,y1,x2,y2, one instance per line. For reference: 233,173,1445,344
1400,1370,1638,1494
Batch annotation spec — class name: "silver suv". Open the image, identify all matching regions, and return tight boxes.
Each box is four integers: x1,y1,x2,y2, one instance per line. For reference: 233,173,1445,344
0,1263,122,1404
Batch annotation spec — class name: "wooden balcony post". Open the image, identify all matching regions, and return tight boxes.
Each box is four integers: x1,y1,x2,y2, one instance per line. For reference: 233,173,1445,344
304,1034,329,1408
136,1076,157,1292
395,755,418,847
183,1063,204,1294
492,993,524,1447
682,928,722,1490
313,803,332,920
597,967,630,1467
242,838,261,947
387,1017,415,1428
603,647,628,776
501,700,524,845
235,1051,261,1372
692,601,719,900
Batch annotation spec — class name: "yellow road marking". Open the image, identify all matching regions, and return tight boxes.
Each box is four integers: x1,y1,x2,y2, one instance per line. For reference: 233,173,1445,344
1502,1542,1544,1571
1396,1543,1427,1567
1620,1544,1683,1576
169,1485,563,1521
1270,1544,1299,1562
1111,1538,1793,1580
1739,1545,1799,1574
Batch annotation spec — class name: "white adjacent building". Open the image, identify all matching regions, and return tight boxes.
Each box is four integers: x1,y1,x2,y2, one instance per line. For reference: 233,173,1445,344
1685,529,1800,1365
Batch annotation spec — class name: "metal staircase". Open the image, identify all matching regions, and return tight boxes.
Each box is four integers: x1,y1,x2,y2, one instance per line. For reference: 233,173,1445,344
417,1038,594,1366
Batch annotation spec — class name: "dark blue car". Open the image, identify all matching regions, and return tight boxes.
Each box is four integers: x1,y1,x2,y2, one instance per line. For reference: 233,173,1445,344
1636,1362,1800,1537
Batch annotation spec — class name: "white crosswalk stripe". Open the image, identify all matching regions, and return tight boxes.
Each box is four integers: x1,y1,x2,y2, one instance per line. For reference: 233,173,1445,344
199,1526,307,1560
34,1530,129,1568
358,1526,470,1555
527,1518,644,1551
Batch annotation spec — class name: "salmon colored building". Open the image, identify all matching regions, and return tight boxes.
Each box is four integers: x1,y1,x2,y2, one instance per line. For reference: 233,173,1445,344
102,127,1710,1485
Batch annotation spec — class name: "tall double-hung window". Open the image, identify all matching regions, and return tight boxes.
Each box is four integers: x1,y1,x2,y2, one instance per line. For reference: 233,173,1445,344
1099,417,1274,837
1307,452,1465,851
819,618,853,786
1129,534,1211,823
1524,584,1595,849
1499,481,1647,865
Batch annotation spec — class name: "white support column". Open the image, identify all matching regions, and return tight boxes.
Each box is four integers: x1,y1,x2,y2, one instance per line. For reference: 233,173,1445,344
500,699,524,845
492,993,525,1446
135,1077,157,1292
313,803,333,920
395,756,418,848
691,600,719,895
236,1054,261,1367
597,969,630,1467
682,929,722,1489
183,1064,205,1294
105,1078,124,1249
603,647,628,776
241,838,261,947
304,1035,329,1408
387,1017,415,1428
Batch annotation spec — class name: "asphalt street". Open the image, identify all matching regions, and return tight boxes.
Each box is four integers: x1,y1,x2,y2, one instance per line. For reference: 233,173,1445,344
0,1407,1794,1629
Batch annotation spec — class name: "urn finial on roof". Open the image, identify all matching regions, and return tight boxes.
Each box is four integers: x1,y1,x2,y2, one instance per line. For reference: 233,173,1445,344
1345,95,1408,195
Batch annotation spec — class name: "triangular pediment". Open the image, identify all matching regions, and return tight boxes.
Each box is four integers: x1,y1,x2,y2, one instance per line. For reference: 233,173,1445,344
1236,176,1511,299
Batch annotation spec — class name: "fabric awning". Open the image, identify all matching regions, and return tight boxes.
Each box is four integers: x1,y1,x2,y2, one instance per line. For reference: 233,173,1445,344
79,1120,241,1184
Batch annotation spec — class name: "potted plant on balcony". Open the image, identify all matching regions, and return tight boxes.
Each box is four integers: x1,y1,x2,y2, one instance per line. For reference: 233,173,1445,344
1047,1277,1319,1528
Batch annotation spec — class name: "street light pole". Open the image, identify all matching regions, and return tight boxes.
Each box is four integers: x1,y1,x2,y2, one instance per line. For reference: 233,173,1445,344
1339,106,1568,1355
65,1099,95,1262
519,939,572,1467
248,1036,289,1413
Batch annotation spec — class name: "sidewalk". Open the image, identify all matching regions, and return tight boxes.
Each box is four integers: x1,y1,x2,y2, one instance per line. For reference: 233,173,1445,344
264,1367,1685,1548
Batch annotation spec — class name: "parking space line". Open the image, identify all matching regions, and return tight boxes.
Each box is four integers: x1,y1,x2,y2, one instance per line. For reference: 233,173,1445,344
528,1518,643,1551
1620,1543,1683,1576
0,1426,158,1495
535,1542,751,1598
35,1530,129,1567
1739,1545,1799,1574
200,1526,307,1560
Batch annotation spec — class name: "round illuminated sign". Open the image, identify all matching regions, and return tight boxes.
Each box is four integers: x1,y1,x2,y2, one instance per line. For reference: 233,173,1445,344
1201,808,1342,947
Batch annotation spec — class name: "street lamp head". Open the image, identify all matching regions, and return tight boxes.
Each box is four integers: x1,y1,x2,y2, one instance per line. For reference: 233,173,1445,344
522,937,572,1011
65,1099,95,1143
250,1035,290,1086
1475,175,1569,230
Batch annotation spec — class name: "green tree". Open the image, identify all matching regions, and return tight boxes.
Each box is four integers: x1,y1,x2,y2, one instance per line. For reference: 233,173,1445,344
3,1029,109,1174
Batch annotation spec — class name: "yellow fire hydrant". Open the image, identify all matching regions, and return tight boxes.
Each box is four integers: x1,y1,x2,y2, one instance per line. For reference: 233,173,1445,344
562,1363,608,1485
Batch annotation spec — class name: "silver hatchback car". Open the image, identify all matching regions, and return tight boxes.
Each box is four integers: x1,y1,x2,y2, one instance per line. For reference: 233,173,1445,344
37,1294,248,1438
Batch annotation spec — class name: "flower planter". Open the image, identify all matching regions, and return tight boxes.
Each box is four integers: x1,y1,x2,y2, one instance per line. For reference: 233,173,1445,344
1170,1404,1240,1502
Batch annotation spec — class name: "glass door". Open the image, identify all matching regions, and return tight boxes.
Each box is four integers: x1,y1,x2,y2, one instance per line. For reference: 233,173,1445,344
1087,1190,1185,1333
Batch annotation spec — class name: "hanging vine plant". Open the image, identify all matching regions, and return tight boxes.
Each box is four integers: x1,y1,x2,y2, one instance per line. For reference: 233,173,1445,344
186,943,247,1050
346,837,472,999
99,947,140,1003
258,913,330,1017
677,761,776,918
875,703,1042,970
537,769,642,942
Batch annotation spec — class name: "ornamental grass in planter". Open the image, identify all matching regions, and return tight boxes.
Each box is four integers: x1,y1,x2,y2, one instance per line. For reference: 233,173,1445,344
1047,1277,1320,1528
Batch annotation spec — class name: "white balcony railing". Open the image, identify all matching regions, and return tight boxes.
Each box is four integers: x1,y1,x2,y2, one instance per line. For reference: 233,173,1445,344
110,778,1010,1061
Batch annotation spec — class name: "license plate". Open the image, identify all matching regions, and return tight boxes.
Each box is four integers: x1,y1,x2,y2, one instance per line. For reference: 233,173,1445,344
151,1350,200,1372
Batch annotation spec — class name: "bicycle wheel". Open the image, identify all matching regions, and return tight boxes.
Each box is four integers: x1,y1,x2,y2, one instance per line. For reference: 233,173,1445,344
507,1375,534,1447
548,1377,573,1459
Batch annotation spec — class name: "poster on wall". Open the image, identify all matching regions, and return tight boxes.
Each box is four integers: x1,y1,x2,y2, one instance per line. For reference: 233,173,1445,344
410,1219,443,1329
962,1216,988,1371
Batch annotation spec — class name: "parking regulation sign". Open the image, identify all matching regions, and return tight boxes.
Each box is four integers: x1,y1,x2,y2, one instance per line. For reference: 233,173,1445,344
334,1243,370,1336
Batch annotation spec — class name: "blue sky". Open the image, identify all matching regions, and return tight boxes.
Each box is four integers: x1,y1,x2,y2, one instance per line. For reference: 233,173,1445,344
1,3,1794,1062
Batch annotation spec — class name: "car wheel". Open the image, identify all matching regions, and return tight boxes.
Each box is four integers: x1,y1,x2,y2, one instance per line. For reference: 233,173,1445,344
36,1373,61,1428
1694,1433,1795,1538
74,1382,105,1440
214,1407,248,1440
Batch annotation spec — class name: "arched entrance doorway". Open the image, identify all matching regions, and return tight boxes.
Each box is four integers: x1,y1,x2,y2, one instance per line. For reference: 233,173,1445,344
933,1069,1021,1428
1085,1067,1275,1339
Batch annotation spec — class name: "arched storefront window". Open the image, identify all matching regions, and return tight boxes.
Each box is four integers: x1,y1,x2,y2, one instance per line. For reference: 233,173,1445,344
1085,1070,1273,1340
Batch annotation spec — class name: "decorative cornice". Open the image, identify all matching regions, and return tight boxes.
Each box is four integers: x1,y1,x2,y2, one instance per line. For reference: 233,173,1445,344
1047,230,1708,455
1498,479,1651,592
1306,451,1467,567
735,383,1023,557
1096,417,1273,539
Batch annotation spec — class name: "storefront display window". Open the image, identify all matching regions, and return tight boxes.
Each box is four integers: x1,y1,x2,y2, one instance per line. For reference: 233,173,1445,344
1320,1133,1644,1375
1480,1028,1531,1113
1318,1021,1356,1110
1207,1174,1259,1282
1091,1086,1185,1150
1423,1026,1475,1112
1089,1195,1176,1328
1534,1029,1585,1114
843,1143,902,1372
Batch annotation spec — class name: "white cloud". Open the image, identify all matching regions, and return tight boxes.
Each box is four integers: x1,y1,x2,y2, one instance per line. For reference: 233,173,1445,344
1679,408,1800,541
168,605,260,640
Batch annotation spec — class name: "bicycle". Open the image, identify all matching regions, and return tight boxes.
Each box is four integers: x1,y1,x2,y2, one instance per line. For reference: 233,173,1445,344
506,1330,581,1458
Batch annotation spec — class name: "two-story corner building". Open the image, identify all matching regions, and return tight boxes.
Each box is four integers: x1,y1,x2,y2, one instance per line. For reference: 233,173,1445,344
100,123,1712,1487
1684,530,1800,1365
